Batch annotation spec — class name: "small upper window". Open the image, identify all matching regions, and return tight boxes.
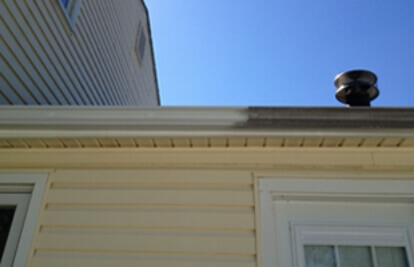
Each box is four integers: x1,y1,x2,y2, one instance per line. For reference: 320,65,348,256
135,23,147,64
58,0,83,29
60,0,69,8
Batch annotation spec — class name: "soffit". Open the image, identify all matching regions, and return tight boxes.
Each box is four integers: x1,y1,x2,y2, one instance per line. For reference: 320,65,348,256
0,136,412,149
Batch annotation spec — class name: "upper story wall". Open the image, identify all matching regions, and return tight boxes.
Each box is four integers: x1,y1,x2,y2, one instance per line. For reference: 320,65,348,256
1,0,160,106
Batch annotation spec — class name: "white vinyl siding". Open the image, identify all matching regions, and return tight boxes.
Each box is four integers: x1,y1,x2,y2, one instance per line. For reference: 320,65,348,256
0,0,158,106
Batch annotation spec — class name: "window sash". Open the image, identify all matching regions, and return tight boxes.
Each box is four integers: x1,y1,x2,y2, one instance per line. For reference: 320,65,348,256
291,223,413,267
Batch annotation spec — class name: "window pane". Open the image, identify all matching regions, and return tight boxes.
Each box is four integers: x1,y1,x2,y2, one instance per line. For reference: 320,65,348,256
376,247,409,267
305,245,336,267
0,207,15,262
339,246,373,267
60,0,69,8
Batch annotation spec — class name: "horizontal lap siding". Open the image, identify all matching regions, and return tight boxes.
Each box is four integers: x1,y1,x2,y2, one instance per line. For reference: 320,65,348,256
1,0,158,106
33,254,257,267
32,170,257,267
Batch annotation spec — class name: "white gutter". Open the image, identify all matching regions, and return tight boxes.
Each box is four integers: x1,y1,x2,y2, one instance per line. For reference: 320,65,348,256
0,106,413,139
0,106,246,126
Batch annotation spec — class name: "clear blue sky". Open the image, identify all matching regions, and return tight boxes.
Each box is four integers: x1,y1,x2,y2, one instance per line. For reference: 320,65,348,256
145,0,414,107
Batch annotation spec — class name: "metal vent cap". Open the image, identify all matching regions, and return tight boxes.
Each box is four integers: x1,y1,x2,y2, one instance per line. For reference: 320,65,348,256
334,70,379,107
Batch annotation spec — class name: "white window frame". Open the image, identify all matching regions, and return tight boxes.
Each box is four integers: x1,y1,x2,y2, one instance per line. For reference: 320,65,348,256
0,174,48,267
0,194,30,267
258,178,414,267
291,222,413,267
57,0,83,30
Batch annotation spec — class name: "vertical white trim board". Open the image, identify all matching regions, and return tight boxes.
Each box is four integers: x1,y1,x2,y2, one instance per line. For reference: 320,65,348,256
0,194,30,267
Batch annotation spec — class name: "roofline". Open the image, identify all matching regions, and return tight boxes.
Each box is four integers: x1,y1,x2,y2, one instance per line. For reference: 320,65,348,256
0,106,413,139
140,0,161,105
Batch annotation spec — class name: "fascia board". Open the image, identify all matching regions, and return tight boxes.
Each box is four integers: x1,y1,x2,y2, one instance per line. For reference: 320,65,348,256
0,106,413,139
0,106,247,127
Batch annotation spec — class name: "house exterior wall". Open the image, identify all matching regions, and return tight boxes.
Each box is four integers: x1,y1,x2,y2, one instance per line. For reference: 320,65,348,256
1,0,159,106
32,169,257,267
1,147,413,266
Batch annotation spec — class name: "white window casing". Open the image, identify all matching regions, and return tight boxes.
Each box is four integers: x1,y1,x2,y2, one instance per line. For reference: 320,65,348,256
258,178,414,267
0,194,30,267
0,174,48,267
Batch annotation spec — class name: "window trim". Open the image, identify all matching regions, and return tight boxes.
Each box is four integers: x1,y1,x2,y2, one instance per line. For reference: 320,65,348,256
0,194,30,267
56,0,83,31
0,174,48,267
258,178,414,267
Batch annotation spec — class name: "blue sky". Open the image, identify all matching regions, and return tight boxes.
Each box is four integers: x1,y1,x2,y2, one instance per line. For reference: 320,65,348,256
145,0,414,107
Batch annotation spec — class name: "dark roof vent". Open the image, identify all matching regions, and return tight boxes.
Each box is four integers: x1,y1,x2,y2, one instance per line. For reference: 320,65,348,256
334,70,379,107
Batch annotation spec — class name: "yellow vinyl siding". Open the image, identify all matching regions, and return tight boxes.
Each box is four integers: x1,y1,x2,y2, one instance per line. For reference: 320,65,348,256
1,145,413,266
32,170,257,267
1,0,158,106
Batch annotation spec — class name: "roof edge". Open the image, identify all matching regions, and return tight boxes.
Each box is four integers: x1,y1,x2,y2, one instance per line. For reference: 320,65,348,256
140,0,161,105
0,106,413,139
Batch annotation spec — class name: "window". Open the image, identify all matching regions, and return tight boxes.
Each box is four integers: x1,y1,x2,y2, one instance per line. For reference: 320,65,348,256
292,223,412,267
0,194,30,267
258,178,414,267
135,23,147,64
57,0,83,29
0,174,48,267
